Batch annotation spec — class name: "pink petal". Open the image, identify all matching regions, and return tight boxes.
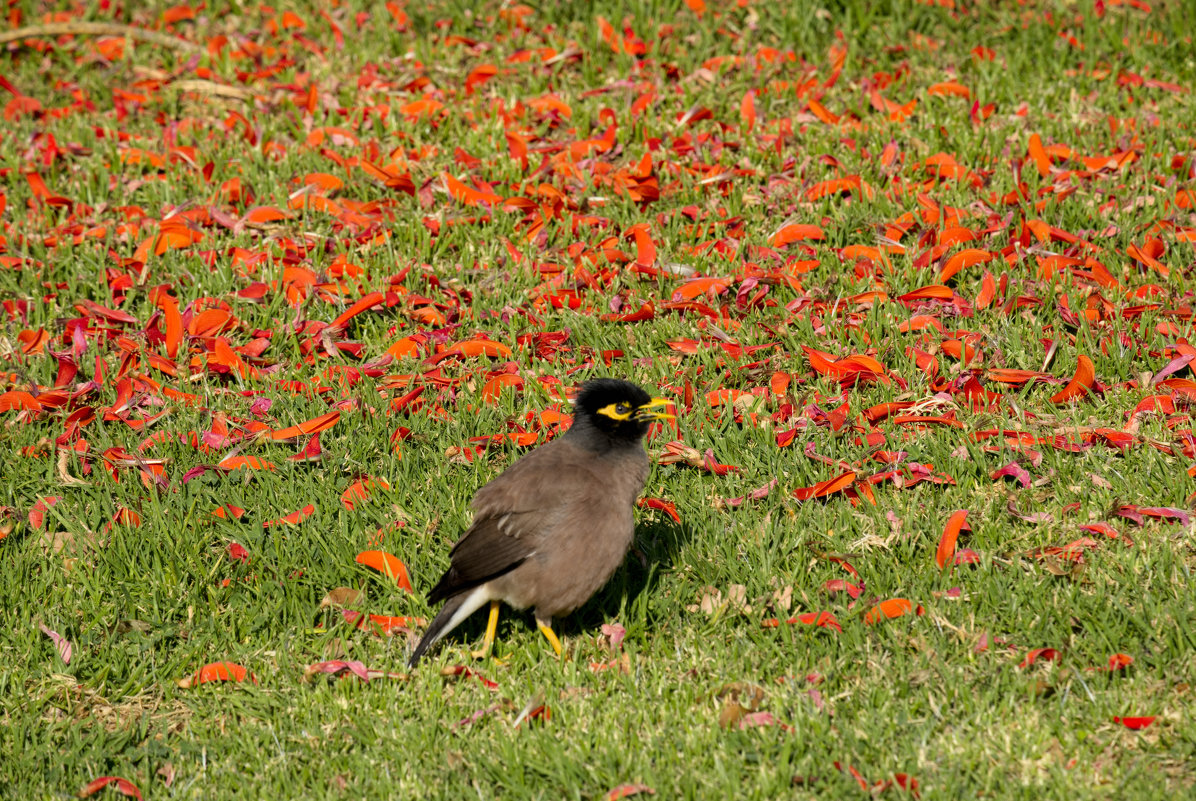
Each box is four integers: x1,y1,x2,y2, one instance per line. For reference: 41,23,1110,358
990,460,1031,488
1151,353,1194,384
601,622,626,651
38,623,73,664
725,479,778,506
307,660,372,681
953,548,981,565
738,711,777,729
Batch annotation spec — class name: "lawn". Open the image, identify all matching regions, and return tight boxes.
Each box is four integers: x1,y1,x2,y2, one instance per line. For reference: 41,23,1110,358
2,0,1195,798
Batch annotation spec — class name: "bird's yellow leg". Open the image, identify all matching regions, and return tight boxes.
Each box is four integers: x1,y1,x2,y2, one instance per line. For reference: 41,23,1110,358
470,601,502,661
536,619,565,659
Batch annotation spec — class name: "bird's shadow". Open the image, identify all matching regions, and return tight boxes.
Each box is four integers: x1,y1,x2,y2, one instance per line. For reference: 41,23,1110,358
571,516,691,636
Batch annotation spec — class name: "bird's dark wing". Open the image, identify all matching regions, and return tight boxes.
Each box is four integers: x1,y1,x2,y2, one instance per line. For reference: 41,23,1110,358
426,440,596,604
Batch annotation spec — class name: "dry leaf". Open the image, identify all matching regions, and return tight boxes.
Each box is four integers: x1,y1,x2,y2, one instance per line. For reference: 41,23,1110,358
715,682,765,729
715,682,765,710
718,700,747,729
319,587,363,610
725,584,751,614
688,585,722,614
56,451,88,486
770,584,793,613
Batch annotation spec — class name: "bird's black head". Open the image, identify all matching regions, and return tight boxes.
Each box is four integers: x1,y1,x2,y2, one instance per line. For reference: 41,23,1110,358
569,378,673,448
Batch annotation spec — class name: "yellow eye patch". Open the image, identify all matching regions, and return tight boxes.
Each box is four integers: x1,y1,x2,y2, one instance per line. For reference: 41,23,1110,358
596,402,634,420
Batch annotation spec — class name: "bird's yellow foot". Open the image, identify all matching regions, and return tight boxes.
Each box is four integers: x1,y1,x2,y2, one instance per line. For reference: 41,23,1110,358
470,600,505,663
537,620,569,661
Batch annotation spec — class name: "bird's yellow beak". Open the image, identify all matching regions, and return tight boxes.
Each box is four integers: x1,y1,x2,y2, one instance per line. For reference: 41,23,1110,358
634,397,675,421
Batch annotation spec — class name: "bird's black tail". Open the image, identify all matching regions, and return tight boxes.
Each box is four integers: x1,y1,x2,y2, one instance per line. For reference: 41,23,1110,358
408,593,468,668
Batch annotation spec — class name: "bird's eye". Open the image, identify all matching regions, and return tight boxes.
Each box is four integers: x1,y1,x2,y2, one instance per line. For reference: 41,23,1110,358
616,403,631,415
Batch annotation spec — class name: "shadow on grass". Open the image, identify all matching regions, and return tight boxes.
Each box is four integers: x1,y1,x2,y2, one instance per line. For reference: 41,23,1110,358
574,516,691,634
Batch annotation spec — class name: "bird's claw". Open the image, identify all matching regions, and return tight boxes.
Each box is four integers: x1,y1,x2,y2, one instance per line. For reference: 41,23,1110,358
471,648,507,666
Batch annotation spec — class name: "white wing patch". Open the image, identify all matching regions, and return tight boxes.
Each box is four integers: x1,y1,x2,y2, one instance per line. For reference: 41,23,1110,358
497,513,519,537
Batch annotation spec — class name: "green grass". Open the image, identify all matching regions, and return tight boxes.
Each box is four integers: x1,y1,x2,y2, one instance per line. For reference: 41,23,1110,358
2,0,1196,798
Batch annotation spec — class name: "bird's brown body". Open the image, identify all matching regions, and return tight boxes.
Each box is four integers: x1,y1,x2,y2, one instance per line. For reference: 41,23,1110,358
467,439,648,619
409,379,668,667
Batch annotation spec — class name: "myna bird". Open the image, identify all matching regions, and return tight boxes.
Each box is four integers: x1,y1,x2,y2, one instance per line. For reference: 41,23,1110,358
408,378,673,667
